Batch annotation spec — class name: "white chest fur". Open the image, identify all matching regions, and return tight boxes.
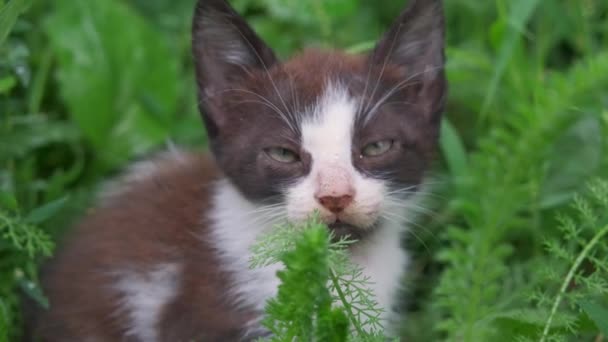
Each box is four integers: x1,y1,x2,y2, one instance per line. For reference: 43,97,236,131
208,180,409,332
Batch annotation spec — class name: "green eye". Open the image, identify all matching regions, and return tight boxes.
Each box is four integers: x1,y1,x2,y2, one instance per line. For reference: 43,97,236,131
265,147,300,163
361,140,394,157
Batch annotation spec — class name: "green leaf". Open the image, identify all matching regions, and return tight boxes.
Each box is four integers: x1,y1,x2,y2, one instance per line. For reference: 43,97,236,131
491,308,577,329
480,0,541,118
0,76,16,94
27,47,53,114
0,298,9,342
540,115,602,209
17,274,49,309
346,40,374,54
44,0,179,167
578,300,608,336
24,196,68,225
0,0,30,46
0,191,17,211
440,118,468,177
0,116,80,159
18,283,49,310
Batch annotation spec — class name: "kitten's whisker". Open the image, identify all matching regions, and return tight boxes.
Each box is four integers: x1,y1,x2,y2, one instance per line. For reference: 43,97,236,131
364,80,417,122
245,208,285,218
233,100,291,120
385,187,445,200
288,73,301,115
215,88,297,133
255,202,286,210
363,22,406,117
213,88,283,113
383,208,437,234
380,214,431,253
244,214,286,229
243,207,286,219
237,204,285,219
363,65,445,124
381,211,439,244
356,47,376,120
223,20,298,134
253,207,286,218
380,101,416,107
385,201,437,217
385,185,419,195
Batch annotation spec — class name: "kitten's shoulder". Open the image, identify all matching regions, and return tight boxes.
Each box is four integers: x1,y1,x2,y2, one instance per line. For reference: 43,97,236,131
54,149,220,271
34,150,237,341
100,149,218,203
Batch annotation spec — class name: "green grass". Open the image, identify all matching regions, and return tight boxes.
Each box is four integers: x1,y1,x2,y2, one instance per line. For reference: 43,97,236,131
1,0,607,340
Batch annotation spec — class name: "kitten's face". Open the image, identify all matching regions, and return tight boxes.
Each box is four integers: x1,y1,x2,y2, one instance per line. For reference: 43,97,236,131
193,0,446,238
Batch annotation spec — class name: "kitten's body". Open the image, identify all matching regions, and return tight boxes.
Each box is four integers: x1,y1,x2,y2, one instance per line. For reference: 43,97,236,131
34,149,405,341
32,0,446,340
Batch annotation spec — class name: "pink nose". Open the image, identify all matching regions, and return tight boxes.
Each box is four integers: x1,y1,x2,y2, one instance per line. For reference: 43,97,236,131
317,195,353,213
314,166,354,213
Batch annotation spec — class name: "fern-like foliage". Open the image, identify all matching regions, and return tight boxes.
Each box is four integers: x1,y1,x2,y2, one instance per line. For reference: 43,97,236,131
0,193,57,342
432,43,608,341
250,215,388,341
261,225,349,341
0,207,54,259
531,180,608,341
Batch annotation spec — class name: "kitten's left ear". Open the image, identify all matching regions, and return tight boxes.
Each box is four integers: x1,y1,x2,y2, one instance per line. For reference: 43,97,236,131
192,0,278,138
371,0,446,121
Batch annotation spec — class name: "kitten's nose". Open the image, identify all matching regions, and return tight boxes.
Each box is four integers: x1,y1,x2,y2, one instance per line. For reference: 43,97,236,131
317,195,353,213
314,166,354,213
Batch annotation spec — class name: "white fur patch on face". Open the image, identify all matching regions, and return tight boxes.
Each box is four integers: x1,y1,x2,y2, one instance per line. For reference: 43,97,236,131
286,83,386,228
113,263,180,342
208,180,284,336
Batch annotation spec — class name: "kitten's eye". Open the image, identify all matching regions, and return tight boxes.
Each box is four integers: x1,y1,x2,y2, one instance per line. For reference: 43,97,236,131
265,147,300,163
361,140,394,157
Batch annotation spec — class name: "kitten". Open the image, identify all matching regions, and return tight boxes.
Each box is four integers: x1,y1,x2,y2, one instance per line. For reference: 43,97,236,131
31,0,446,340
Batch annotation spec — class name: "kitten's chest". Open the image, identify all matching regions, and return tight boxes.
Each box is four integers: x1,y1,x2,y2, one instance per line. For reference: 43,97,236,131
220,227,407,330
209,183,408,326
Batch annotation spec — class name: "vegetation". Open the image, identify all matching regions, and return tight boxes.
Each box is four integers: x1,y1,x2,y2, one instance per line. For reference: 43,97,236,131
1,0,607,340
251,215,386,341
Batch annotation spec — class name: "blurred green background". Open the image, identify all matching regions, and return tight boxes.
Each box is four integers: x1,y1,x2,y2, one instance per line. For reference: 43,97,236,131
1,0,607,340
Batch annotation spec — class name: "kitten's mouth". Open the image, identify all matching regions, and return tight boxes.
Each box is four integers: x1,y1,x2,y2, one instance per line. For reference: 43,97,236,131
327,220,372,243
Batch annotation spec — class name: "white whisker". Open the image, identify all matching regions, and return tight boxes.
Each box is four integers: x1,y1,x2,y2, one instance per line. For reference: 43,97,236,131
222,19,298,134
381,210,438,245
213,88,297,133
362,23,406,117
380,213,431,253
363,65,445,124
385,200,436,217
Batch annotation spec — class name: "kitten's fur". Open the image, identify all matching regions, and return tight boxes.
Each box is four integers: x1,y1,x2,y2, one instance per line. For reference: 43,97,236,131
31,0,446,340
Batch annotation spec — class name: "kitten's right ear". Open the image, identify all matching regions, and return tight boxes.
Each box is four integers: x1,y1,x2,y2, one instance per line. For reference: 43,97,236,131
370,0,446,122
192,0,278,135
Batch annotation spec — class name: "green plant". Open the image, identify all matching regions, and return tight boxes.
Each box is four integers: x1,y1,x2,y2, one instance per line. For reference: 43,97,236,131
0,194,58,341
250,216,388,341
534,180,608,341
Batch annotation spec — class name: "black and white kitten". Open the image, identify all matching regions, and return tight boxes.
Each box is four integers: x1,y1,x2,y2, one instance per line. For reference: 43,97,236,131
32,0,446,340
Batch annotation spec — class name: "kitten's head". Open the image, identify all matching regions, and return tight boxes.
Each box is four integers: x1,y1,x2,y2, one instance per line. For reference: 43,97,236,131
193,0,446,239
